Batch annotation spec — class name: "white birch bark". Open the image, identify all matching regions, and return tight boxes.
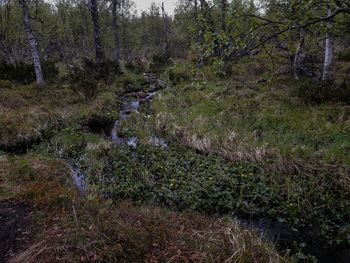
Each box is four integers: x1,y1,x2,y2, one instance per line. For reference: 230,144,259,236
322,7,333,81
19,0,44,86
293,28,305,80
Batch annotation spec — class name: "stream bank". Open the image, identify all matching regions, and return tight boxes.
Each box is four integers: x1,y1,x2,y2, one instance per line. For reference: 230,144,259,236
47,74,348,263
2,73,348,262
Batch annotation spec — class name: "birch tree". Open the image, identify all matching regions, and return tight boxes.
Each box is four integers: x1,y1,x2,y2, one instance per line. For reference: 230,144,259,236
111,0,120,63
18,0,44,85
322,6,333,81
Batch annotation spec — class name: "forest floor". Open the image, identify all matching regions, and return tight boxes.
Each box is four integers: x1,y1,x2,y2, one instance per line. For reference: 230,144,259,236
0,201,35,262
0,61,349,262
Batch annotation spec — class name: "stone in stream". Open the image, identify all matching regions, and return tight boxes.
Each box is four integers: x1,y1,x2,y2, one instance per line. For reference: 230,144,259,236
136,92,148,99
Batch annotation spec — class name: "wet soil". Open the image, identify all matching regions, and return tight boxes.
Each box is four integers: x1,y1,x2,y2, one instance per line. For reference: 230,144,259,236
0,201,36,263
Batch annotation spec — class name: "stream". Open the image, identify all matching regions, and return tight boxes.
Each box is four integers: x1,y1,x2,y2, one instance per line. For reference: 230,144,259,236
65,75,349,263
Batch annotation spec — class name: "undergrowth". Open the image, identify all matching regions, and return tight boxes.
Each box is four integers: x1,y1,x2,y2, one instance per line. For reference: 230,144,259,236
0,155,284,263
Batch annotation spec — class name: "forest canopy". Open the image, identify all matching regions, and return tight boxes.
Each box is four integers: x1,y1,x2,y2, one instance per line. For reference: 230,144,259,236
0,0,349,85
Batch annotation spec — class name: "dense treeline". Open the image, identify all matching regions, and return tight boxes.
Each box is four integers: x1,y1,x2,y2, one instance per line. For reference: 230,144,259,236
1,0,349,85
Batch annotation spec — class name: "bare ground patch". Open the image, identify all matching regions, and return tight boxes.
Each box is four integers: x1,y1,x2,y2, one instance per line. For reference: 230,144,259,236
0,201,36,263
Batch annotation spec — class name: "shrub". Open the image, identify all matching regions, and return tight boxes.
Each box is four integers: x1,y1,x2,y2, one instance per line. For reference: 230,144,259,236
119,73,144,92
99,59,122,81
167,64,193,85
67,61,98,102
69,69,98,102
77,58,121,82
297,78,350,104
125,58,147,74
0,80,12,89
0,62,35,83
211,58,233,77
42,60,59,82
0,60,59,84
339,48,350,61
149,53,171,74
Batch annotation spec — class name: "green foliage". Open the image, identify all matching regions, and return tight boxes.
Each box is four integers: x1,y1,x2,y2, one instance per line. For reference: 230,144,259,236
42,60,59,82
0,80,12,89
297,78,350,105
68,59,100,102
211,58,233,77
149,53,171,74
339,48,350,61
0,62,35,84
46,129,350,248
69,70,98,102
154,79,350,165
166,63,194,85
125,58,147,74
119,73,144,92
0,61,58,84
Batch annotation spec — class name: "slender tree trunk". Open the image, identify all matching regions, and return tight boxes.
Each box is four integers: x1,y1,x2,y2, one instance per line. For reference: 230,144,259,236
88,0,104,69
19,0,44,85
111,0,120,63
323,7,333,81
161,2,169,62
78,2,88,55
293,28,305,80
194,0,197,16
221,0,227,32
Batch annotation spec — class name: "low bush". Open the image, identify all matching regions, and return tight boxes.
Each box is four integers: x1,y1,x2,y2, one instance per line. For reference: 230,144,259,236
68,67,98,102
297,78,350,104
0,61,59,84
339,48,350,61
125,57,147,74
167,63,193,85
0,62,35,83
0,80,12,89
42,60,59,82
149,53,171,74
119,73,145,92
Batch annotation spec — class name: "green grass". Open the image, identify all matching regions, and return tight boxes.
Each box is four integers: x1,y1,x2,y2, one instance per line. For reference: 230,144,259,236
0,84,120,151
153,79,350,166
37,121,349,249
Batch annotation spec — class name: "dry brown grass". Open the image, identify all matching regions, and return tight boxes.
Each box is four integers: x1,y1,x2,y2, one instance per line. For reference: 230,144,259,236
0,155,286,263
10,201,285,263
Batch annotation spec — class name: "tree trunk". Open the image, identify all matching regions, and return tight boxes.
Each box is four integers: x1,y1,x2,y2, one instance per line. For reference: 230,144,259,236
161,2,169,62
293,28,305,80
111,0,120,63
221,0,227,32
322,7,333,81
18,0,44,86
194,0,197,16
88,0,105,69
